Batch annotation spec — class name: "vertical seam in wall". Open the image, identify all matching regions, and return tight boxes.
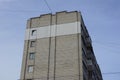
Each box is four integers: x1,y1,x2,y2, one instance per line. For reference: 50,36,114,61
23,19,32,80
33,22,38,79
77,12,80,80
54,13,57,80
47,14,52,80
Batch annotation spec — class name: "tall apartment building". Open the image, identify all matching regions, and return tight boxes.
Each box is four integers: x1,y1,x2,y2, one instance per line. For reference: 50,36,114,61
20,11,103,80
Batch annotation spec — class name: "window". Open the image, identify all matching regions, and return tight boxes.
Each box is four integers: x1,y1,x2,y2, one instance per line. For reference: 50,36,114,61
31,30,36,36
30,41,36,47
29,53,35,60
28,65,34,73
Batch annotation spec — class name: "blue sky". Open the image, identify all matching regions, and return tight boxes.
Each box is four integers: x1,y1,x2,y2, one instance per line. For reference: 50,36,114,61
0,0,120,80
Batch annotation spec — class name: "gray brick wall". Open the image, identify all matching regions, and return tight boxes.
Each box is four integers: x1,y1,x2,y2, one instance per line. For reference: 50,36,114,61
20,11,83,80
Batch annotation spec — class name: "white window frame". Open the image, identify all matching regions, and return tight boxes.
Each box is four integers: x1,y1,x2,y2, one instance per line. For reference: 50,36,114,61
29,52,35,60
28,65,34,73
30,41,36,47
31,30,37,36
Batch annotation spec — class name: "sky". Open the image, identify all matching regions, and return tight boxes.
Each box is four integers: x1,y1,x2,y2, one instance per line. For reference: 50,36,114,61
0,0,120,80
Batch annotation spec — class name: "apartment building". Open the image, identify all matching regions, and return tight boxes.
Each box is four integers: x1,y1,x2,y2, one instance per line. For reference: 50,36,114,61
20,11,103,80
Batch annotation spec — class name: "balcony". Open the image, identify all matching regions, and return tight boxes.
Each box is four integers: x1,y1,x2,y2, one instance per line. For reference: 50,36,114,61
87,60,93,71
86,50,94,59
86,36,92,48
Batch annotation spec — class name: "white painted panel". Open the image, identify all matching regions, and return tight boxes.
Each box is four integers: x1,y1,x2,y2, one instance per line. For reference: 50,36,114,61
25,22,81,40
56,22,78,36
37,26,50,38
51,25,56,37
77,22,81,33
25,29,30,40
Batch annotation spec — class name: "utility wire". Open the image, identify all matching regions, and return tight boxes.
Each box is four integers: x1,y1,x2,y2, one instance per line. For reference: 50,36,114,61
0,0,53,13
93,40,120,47
43,0,52,13
102,72,120,75
0,9,43,12
93,42,120,54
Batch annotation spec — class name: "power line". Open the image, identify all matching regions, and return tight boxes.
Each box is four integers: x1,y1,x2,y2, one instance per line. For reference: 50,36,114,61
92,41,120,54
102,72,120,75
0,0,53,13
93,40,120,47
0,9,45,13
43,0,52,13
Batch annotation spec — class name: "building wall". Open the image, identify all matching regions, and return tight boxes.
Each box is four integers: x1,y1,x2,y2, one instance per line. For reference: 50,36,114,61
20,11,83,80
20,11,103,80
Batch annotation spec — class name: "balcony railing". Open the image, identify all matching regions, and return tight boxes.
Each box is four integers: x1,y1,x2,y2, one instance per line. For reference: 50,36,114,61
87,60,93,71
86,36,92,48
